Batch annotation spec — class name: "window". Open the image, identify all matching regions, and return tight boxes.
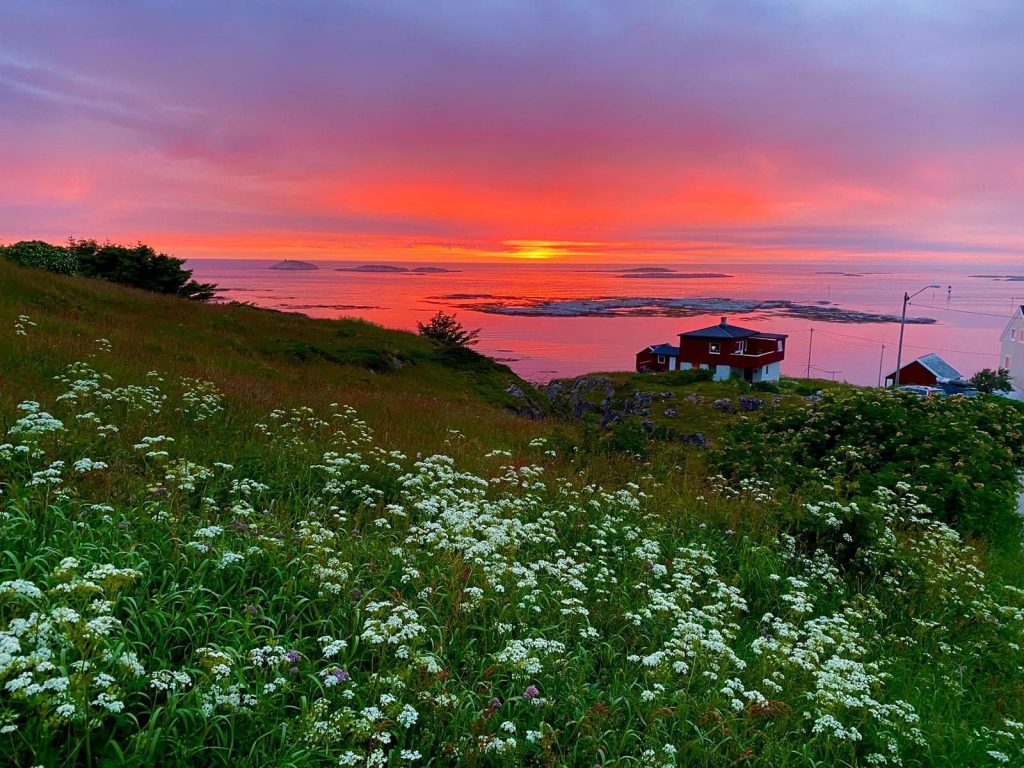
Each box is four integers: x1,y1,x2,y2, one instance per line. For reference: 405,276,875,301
709,342,721,354
1007,356,1012,369
1013,329,1017,341
657,355,666,364
735,340,746,354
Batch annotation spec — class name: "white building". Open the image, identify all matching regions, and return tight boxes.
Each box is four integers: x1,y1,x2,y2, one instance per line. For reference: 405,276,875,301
999,305,1024,393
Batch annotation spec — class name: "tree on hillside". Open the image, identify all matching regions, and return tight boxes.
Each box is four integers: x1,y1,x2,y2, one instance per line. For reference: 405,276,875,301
970,367,1013,394
417,311,480,347
1,238,217,300
69,239,218,300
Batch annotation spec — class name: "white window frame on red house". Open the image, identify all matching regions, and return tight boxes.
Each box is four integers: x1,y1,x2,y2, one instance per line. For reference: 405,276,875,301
709,342,721,354
657,355,666,364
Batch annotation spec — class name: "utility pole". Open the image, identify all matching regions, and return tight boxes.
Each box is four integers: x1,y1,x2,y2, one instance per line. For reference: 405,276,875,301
877,344,886,387
894,284,940,389
806,327,814,379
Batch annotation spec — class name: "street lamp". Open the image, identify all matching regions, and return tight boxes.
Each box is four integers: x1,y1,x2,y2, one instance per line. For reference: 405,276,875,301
893,284,941,389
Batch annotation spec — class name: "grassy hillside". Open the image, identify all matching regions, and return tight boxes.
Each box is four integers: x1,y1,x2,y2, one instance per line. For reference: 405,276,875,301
0,259,547,467
2,260,1024,768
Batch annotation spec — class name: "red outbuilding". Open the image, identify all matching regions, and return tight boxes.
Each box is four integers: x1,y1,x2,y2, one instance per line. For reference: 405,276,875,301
635,343,680,372
883,353,961,388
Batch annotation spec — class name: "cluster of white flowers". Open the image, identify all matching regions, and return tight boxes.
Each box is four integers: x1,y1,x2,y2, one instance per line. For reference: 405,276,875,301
0,559,145,730
13,314,37,336
179,377,225,422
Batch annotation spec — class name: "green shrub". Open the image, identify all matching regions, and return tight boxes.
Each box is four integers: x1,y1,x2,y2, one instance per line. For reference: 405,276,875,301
280,341,398,373
416,310,479,347
604,418,650,457
713,390,1024,540
1,240,79,274
658,367,714,386
1,238,217,300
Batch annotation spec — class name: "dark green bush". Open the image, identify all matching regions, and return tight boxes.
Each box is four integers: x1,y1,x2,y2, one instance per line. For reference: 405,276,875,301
1,238,216,300
658,367,714,386
1,240,79,274
713,390,1024,540
281,341,398,373
604,419,650,457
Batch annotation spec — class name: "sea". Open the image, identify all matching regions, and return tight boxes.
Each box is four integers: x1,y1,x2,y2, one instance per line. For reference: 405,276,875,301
187,259,1023,387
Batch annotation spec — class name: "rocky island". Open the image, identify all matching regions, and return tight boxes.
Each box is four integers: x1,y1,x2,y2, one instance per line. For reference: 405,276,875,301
270,259,319,270
336,264,458,273
438,294,936,324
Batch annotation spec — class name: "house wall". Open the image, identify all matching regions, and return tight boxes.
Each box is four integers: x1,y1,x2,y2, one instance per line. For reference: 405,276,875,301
752,361,782,383
1000,312,1024,392
885,360,936,388
677,336,785,368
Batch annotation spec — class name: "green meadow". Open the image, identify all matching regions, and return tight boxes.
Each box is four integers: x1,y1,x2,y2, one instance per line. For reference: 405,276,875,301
2,257,1024,767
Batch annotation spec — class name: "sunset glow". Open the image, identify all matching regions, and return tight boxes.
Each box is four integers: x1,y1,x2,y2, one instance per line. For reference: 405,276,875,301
1,2,1022,263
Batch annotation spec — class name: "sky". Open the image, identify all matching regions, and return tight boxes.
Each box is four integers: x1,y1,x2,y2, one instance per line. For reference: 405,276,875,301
1,1,1022,263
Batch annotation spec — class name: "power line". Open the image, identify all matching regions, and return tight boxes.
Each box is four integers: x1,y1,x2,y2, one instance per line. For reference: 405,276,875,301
901,342,998,358
913,303,1014,319
813,329,882,350
794,326,1000,358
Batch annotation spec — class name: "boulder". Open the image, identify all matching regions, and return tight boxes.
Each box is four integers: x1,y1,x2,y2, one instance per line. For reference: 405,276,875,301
505,383,545,420
712,398,735,413
679,432,708,448
739,396,765,412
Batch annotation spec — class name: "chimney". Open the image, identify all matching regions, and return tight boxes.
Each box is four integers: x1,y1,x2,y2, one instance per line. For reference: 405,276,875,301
720,316,727,326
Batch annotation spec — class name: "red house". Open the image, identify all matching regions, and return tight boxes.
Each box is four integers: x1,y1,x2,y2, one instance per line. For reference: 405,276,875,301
677,318,787,382
636,317,786,381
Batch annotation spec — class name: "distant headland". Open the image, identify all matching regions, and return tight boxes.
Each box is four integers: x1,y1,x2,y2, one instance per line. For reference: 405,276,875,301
270,260,319,270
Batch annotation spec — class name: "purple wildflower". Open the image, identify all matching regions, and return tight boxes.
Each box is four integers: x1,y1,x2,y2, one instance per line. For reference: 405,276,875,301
489,697,502,709
331,667,350,682
523,685,540,700
285,651,301,663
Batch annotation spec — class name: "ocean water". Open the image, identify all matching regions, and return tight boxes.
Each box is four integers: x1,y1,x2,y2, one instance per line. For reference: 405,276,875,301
187,259,1022,386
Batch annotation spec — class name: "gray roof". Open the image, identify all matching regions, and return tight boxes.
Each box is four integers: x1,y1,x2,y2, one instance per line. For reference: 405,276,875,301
915,353,961,381
679,317,760,339
646,343,679,355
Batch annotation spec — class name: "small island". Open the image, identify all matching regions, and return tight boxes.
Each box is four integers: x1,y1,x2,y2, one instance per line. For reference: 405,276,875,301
270,260,319,271
619,272,731,279
336,264,458,273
